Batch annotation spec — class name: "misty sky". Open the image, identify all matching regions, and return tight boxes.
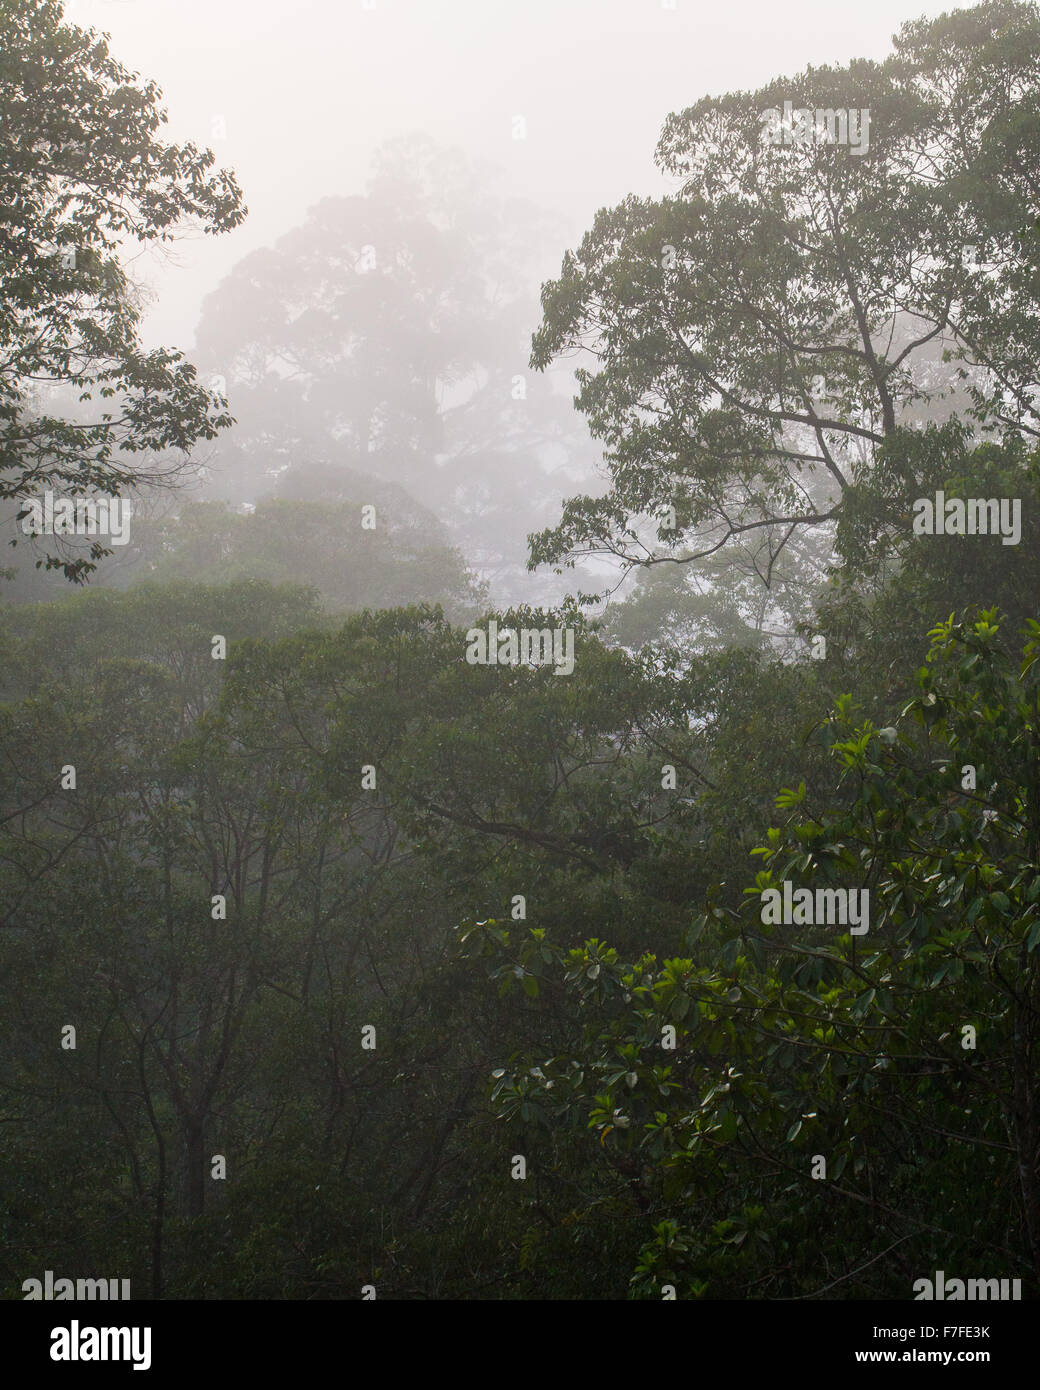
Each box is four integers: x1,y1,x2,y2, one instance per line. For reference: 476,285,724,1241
63,0,974,353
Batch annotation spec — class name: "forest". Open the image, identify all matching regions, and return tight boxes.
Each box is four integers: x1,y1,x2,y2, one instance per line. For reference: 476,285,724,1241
2,0,1040,1304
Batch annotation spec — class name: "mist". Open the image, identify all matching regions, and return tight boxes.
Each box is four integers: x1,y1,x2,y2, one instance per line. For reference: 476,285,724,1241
4,0,1038,1345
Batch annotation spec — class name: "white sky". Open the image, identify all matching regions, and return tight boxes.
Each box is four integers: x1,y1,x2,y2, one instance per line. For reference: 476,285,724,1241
62,0,975,350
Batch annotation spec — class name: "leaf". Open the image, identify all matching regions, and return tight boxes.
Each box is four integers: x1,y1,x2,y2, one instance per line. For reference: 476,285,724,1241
670,994,690,1022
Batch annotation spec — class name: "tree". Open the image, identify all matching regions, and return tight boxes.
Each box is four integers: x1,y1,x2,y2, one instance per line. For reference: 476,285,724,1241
468,609,1040,1296
192,135,598,605
0,0,245,582
528,0,1040,607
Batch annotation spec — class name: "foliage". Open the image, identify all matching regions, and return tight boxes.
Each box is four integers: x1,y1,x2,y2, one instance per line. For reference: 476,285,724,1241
465,612,1040,1296
0,0,245,581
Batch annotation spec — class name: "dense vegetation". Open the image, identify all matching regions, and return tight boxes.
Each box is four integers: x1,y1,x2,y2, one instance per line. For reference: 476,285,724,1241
2,0,1040,1300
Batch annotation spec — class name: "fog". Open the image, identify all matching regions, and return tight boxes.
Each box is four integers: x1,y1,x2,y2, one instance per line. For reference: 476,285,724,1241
9,0,1038,1325
70,0,970,349
18,0,961,614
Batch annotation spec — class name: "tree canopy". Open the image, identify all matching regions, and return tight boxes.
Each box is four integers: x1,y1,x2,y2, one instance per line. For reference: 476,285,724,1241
2,0,1040,1309
529,0,1040,613
0,0,245,581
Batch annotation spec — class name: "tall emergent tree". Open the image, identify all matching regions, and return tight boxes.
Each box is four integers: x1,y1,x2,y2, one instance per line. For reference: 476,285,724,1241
0,0,245,581
192,135,598,605
529,0,1040,617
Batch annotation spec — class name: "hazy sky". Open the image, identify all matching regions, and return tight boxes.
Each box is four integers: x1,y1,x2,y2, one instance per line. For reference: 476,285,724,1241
62,0,974,351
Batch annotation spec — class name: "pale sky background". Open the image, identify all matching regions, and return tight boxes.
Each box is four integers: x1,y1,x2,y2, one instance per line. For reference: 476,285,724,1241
61,0,976,353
